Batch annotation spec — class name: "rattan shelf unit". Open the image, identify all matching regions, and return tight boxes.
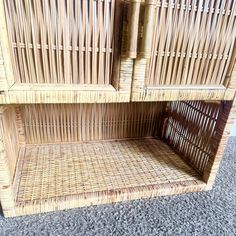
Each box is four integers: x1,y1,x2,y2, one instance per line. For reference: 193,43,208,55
0,0,236,218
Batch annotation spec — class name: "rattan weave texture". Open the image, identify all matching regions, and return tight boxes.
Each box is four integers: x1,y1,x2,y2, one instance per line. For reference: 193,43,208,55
16,139,202,203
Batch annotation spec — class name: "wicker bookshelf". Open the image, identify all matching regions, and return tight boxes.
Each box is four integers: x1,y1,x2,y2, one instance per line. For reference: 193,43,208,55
0,0,235,217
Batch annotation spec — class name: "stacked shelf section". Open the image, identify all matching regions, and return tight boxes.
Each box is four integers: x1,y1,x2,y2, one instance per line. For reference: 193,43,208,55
0,101,234,217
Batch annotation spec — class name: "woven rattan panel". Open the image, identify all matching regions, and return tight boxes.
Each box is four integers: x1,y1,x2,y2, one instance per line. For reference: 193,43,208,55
15,138,201,203
4,0,121,85
19,103,164,144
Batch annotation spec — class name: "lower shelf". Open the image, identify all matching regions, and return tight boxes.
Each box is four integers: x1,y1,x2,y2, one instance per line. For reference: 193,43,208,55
13,138,206,216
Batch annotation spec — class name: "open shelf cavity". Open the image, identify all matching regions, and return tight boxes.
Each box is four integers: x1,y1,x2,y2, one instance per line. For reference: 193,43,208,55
1,100,223,216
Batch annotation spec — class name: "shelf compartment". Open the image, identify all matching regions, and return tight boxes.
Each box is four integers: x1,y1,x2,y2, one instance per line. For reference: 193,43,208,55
0,101,234,217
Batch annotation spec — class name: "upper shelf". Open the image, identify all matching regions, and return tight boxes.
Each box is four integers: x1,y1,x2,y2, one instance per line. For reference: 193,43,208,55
0,0,235,104
0,83,234,104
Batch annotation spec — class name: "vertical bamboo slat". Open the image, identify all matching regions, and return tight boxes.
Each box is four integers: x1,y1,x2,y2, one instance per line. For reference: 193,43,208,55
140,0,157,59
226,44,236,89
137,0,236,87
126,0,141,58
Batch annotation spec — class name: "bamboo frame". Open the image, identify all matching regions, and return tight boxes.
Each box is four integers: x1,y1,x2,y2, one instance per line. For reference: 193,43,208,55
0,0,235,103
162,99,236,189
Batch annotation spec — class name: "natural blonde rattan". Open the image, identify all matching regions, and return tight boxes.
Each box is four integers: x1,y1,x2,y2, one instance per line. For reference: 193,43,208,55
0,0,235,219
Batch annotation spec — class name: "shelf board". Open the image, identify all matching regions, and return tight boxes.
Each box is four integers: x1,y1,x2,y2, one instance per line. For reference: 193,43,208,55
12,138,206,216
0,85,234,104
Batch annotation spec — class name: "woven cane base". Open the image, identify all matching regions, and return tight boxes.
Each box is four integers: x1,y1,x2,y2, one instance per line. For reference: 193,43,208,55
12,138,205,216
